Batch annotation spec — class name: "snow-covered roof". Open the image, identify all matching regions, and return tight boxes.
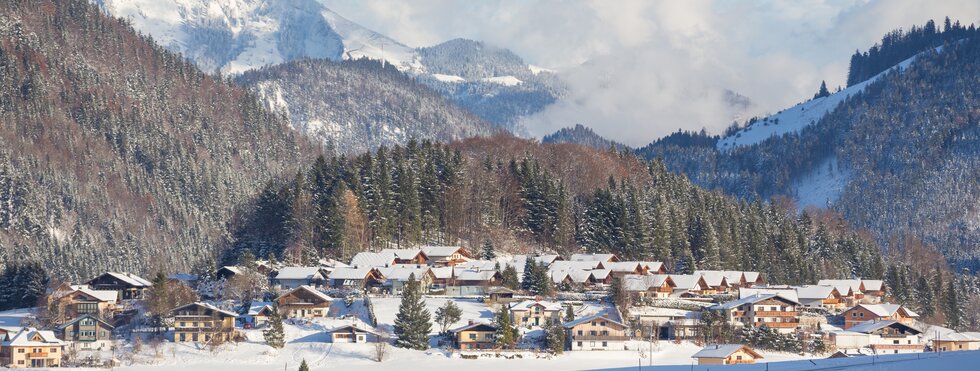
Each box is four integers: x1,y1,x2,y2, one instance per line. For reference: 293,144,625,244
509,300,563,312
277,285,333,302
692,344,761,359
168,273,197,282
172,302,239,318
589,269,611,280
94,272,153,287
743,272,762,282
379,248,423,260
454,269,498,282
326,324,380,336
430,266,454,279
935,332,980,342
630,307,691,318
329,267,380,280
73,287,119,303
549,260,603,272
818,279,863,292
794,285,839,300
739,287,799,303
605,262,642,273
639,261,665,272
847,320,921,335
421,246,466,258
695,270,746,284
57,314,114,330
570,253,617,262
852,304,918,318
350,252,396,268
275,266,325,280
563,314,626,329
247,301,274,316
862,280,884,291
218,266,242,275
669,274,706,290
696,271,730,287
455,260,498,271
378,267,432,282
450,322,497,333
1,328,65,347
623,274,671,292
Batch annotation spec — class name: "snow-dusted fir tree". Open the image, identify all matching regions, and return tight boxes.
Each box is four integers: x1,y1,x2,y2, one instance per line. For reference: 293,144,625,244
434,300,462,334
298,359,309,371
481,239,496,260
493,305,516,349
393,273,432,350
263,309,286,349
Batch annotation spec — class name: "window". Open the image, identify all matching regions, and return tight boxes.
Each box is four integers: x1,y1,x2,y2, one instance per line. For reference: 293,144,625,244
50,348,57,353
17,360,24,365
736,356,743,360
591,321,596,326
469,334,477,340
590,331,597,336
893,340,899,344
859,313,864,317
600,321,606,326
602,341,607,347
577,330,583,336
577,341,583,347
17,349,25,353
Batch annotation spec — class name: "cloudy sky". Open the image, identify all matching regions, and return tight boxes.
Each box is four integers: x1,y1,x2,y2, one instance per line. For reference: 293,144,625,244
320,0,979,146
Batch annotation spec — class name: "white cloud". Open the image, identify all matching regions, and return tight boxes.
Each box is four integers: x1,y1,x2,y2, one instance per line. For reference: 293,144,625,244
320,0,980,146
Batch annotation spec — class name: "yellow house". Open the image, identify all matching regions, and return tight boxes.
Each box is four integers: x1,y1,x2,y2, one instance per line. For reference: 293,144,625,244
692,344,763,365
451,322,497,350
170,302,238,343
509,300,563,327
0,328,66,368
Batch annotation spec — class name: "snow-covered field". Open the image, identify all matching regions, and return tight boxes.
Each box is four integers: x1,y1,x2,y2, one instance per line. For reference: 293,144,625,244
791,155,851,209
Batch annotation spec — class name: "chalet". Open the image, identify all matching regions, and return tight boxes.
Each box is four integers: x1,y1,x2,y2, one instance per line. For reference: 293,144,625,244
692,344,763,365
630,307,694,338
933,332,980,352
795,285,846,311
838,320,924,354
639,262,667,274
563,315,630,351
379,249,428,264
85,272,152,300
446,268,502,296
842,304,918,329
272,267,329,289
509,300,563,326
170,302,238,343
486,287,517,304
53,286,118,322
738,286,799,303
430,266,454,291
0,328,66,368
818,279,885,303
328,267,385,289
451,322,497,350
421,246,472,266
588,269,612,285
56,314,114,351
711,293,800,333
667,274,711,297
623,274,675,299
325,324,380,343
569,253,619,263
694,270,760,289
378,266,434,294
696,271,731,294
605,262,645,279
246,302,275,327
743,272,764,287
275,286,334,318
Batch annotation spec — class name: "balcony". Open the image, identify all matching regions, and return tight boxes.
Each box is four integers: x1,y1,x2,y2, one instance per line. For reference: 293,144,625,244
571,335,632,341
754,311,797,317
728,360,756,364
754,322,798,329
871,344,924,351
27,352,49,358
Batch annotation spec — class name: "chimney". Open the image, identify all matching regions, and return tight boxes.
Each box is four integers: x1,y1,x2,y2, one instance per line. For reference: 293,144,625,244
468,320,475,325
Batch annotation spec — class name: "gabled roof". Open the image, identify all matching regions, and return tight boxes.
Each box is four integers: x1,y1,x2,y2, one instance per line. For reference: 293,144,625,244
430,266,454,279
454,260,498,271
275,266,326,280
623,274,673,292
743,272,762,283
669,274,709,290
697,271,730,287
695,270,746,284
739,287,800,303
639,262,665,272
70,287,119,303
589,269,611,280
818,279,864,292
451,322,497,333
329,267,382,280
847,320,921,335
89,272,153,287
1,328,65,347
605,262,642,273
510,300,563,312
712,293,799,310
247,301,275,316
794,285,840,300
562,314,626,329
569,253,618,262
57,314,114,330
692,344,762,359
454,268,499,282
850,304,918,318
935,332,980,342
350,252,397,268
421,246,468,258
277,285,333,303
217,266,242,275
378,266,433,282
171,302,239,318
326,324,380,336
379,248,424,260
861,280,884,291
549,260,604,272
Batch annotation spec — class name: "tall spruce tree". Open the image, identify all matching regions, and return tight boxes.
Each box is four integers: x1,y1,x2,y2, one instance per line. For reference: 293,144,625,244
263,309,286,349
393,273,432,350
494,305,516,349
481,239,496,260
501,264,520,290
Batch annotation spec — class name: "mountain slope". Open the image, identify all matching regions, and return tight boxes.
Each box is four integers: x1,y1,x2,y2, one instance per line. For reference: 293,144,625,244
94,0,563,133
542,124,627,151
638,23,980,269
235,58,499,154
0,0,311,279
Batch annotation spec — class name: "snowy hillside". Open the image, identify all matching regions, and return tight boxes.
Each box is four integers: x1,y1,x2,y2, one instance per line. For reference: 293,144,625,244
717,47,940,150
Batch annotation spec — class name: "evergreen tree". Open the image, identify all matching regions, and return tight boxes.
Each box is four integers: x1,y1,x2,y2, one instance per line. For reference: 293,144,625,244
914,275,935,317
609,277,629,309
263,309,286,349
543,319,565,354
943,280,962,329
494,305,517,349
434,300,463,334
565,305,575,322
393,273,432,350
298,359,309,371
481,239,496,260
501,264,520,290
813,80,831,99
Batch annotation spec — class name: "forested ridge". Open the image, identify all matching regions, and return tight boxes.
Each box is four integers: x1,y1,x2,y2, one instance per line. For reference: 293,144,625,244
0,0,311,280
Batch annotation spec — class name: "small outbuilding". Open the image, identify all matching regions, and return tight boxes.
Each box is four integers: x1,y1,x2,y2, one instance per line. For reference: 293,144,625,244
325,324,381,343
692,344,763,365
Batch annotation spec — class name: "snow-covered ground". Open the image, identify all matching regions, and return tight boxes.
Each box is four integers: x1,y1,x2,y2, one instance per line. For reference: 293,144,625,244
791,155,851,209
481,75,523,86
594,350,980,370
717,47,941,150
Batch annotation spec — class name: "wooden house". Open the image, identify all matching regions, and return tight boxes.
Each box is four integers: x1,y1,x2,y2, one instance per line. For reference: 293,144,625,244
0,328,66,368
379,249,428,265
170,302,238,343
328,267,385,289
563,315,630,351
692,344,763,365
795,285,846,311
667,274,711,297
422,246,472,266
569,253,619,263
246,302,275,327
843,320,924,354
272,267,330,289
325,324,380,343
486,287,517,304
623,274,675,300
52,286,118,323
377,266,434,295
842,304,918,329
711,294,800,333
275,285,333,319
56,314,115,351
451,322,497,350
85,272,152,300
